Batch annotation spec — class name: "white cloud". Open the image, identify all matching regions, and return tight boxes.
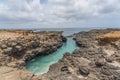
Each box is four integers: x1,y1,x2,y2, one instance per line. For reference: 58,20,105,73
0,0,120,28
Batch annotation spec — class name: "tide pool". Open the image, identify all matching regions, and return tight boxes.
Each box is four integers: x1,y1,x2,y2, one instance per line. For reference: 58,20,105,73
26,38,78,75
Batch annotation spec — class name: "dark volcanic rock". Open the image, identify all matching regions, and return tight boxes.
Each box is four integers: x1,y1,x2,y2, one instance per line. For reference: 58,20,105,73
62,36,67,42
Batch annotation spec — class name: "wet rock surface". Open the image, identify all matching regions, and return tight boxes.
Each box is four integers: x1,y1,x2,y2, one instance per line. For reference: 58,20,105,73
40,29,120,80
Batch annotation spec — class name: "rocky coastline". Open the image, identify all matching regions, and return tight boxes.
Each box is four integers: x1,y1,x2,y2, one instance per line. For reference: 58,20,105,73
0,29,120,80
40,29,120,80
0,30,66,80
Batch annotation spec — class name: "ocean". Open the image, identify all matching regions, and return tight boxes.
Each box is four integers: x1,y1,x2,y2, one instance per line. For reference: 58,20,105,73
32,28,93,36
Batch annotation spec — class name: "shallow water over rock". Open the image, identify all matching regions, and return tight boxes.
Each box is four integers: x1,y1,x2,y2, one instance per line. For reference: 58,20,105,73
26,38,78,75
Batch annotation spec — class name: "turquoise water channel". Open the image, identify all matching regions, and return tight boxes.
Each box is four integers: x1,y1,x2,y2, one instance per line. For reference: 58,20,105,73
26,38,78,75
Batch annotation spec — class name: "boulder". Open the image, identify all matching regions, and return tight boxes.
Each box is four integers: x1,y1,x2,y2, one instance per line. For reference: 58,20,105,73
79,67,89,76
31,41,39,48
1,44,7,49
105,57,112,63
16,60,25,69
15,45,24,52
62,36,67,42
11,42,17,46
3,47,13,55
95,59,106,67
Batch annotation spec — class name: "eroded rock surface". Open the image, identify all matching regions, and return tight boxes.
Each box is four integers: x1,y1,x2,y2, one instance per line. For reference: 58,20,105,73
0,30,66,80
1,29,120,80
40,29,120,80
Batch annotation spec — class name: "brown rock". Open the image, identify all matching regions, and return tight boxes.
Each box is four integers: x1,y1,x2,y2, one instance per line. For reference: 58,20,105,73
79,67,89,76
3,47,12,55
1,44,7,49
95,59,106,67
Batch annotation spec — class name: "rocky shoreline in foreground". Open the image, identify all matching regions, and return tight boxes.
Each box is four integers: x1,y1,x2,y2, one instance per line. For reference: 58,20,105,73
40,29,120,80
0,29,120,80
0,30,66,80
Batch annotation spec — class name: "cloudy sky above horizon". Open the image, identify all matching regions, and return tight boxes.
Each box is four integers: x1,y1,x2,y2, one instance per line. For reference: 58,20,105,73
0,0,120,29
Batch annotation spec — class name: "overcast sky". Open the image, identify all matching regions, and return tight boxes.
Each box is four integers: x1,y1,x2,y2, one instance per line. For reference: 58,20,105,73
0,0,120,29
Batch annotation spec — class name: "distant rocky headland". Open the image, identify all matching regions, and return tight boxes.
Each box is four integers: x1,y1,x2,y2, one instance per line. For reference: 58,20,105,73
0,29,120,80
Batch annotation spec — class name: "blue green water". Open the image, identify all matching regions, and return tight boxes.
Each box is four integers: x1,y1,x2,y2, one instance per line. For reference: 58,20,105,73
26,38,79,75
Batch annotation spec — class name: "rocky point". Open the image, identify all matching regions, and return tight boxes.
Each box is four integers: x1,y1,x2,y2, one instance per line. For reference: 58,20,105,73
0,30,66,80
0,29,120,80
39,29,120,80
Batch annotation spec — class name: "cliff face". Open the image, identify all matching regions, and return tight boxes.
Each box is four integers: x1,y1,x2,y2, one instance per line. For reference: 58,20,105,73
0,30,66,80
40,29,120,80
